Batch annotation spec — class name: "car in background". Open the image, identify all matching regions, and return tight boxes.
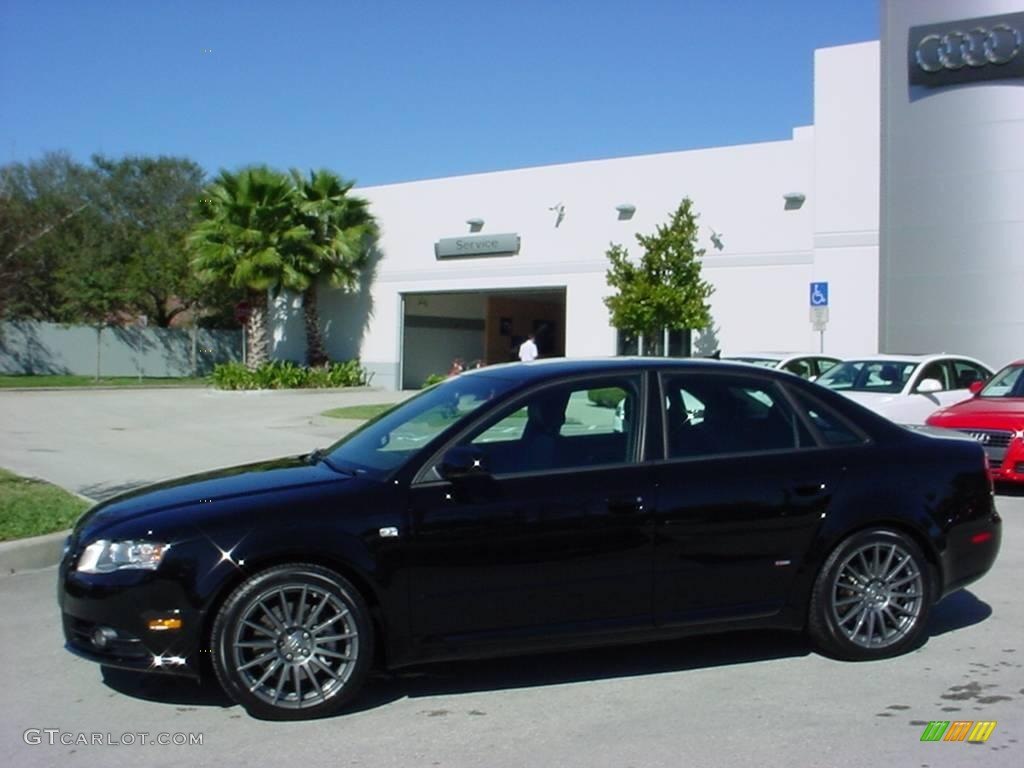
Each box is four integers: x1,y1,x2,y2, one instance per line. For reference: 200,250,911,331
815,354,993,425
722,352,841,380
927,360,1024,485
59,358,1000,719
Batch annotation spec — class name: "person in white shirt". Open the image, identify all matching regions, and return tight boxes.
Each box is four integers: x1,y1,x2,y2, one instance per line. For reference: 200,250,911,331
518,333,538,362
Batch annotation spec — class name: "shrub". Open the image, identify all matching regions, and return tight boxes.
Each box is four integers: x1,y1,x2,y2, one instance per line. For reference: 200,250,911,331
212,360,370,390
587,387,626,408
423,373,446,388
211,362,252,390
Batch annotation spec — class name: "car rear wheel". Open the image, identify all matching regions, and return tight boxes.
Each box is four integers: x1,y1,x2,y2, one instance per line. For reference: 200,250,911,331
809,529,931,660
210,564,373,720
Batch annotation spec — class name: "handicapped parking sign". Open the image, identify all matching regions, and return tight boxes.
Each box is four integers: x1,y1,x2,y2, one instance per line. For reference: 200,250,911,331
810,282,829,307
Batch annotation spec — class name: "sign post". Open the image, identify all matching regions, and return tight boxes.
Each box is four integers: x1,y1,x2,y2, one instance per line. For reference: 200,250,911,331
234,301,252,366
809,282,829,352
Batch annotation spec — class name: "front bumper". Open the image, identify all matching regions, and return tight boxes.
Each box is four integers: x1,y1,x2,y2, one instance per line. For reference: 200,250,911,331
59,555,204,678
989,438,1024,484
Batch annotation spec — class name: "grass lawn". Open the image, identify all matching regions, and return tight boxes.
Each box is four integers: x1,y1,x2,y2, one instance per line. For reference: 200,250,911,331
321,403,396,420
0,468,91,542
0,375,210,388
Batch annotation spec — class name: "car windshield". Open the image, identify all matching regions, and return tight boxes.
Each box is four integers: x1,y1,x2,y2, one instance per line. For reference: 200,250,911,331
726,357,780,368
979,364,1024,398
816,360,918,394
324,373,519,476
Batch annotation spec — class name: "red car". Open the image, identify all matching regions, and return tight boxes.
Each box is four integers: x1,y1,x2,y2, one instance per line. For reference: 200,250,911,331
927,360,1024,484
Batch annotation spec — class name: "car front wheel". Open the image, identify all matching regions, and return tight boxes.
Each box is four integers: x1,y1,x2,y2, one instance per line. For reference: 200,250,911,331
210,564,373,720
809,529,932,660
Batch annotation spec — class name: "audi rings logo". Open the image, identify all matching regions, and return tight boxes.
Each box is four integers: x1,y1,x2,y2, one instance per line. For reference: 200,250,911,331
908,12,1024,90
916,26,1022,72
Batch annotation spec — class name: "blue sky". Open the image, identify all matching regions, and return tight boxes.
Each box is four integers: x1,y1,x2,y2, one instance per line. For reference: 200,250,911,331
0,0,878,187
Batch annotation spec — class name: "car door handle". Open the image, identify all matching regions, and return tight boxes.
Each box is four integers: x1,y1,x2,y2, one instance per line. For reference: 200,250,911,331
790,482,828,498
607,495,645,515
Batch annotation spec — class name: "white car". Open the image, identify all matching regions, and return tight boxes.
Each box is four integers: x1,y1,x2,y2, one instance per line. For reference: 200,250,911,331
815,354,993,425
722,352,841,380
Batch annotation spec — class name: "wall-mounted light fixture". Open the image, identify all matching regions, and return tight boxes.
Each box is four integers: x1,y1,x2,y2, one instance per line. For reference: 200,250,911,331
466,217,484,232
709,228,724,251
549,203,565,228
783,193,806,210
615,203,636,220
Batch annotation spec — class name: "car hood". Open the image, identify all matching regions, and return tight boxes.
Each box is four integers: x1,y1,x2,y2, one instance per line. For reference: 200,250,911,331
74,455,352,539
928,397,1024,431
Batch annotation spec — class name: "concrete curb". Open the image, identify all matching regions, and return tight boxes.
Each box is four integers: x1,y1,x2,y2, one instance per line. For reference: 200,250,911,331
0,489,95,577
0,529,70,576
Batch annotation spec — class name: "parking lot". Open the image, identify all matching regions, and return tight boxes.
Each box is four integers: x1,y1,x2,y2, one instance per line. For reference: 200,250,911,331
0,387,410,501
0,388,1022,767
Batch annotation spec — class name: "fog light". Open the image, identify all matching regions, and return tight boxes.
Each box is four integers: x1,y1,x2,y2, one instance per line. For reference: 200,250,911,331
148,617,182,631
91,627,117,649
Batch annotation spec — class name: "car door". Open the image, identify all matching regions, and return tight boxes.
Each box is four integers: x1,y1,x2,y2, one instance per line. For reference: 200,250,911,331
651,371,846,625
404,373,656,650
899,360,957,423
949,358,993,401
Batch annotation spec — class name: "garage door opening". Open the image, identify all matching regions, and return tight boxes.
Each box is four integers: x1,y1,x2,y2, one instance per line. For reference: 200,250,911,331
400,288,566,389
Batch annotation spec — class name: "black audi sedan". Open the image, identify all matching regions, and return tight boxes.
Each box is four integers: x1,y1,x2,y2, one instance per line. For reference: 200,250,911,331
59,358,1001,719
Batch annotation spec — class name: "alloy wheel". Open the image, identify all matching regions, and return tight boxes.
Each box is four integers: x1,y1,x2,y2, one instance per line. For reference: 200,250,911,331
829,541,924,650
230,582,359,710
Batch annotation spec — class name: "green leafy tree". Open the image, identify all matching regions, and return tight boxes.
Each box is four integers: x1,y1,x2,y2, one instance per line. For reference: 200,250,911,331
88,155,210,326
188,167,310,369
290,169,377,366
604,198,714,352
0,152,98,320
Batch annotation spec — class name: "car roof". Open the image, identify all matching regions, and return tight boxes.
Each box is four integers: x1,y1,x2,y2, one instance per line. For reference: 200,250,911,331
835,353,986,364
464,356,768,384
724,352,836,361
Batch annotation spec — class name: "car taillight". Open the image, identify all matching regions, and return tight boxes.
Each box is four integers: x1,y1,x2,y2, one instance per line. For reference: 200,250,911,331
971,532,993,545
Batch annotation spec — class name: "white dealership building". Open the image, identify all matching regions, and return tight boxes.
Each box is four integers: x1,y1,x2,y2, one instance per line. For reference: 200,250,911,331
271,0,1024,390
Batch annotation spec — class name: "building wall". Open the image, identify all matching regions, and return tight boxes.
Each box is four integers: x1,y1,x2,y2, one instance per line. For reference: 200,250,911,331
880,0,1024,368
813,41,882,356
270,41,883,388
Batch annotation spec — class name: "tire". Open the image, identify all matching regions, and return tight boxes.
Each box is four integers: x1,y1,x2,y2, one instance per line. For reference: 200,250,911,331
808,529,932,661
210,564,374,720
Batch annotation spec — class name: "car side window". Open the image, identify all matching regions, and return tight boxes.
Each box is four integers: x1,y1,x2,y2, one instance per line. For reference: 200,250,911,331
916,362,949,391
662,374,812,460
783,358,814,379
463,376,642,476
789,390,866,447
816,358,839,377
952,360,989,389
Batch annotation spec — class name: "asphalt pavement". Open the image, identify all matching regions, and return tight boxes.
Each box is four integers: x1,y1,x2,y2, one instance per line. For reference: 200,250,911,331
0,388,1022,767
0,497,1019,767
0,387,410,501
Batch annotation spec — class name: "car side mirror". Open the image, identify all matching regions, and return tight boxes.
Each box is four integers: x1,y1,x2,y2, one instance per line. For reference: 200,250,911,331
968,380,985,395
916,378,943,394
438,445,489,480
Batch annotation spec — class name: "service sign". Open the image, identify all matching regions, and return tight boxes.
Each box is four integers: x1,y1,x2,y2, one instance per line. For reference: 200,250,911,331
908,11,1024,90
435,233,520,259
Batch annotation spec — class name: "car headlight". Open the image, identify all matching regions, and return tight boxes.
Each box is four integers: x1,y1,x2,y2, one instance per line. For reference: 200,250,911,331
76,540,170,574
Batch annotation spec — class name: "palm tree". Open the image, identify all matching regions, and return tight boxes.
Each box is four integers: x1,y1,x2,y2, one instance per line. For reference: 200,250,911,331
290,169,377,367
188,167,309,369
